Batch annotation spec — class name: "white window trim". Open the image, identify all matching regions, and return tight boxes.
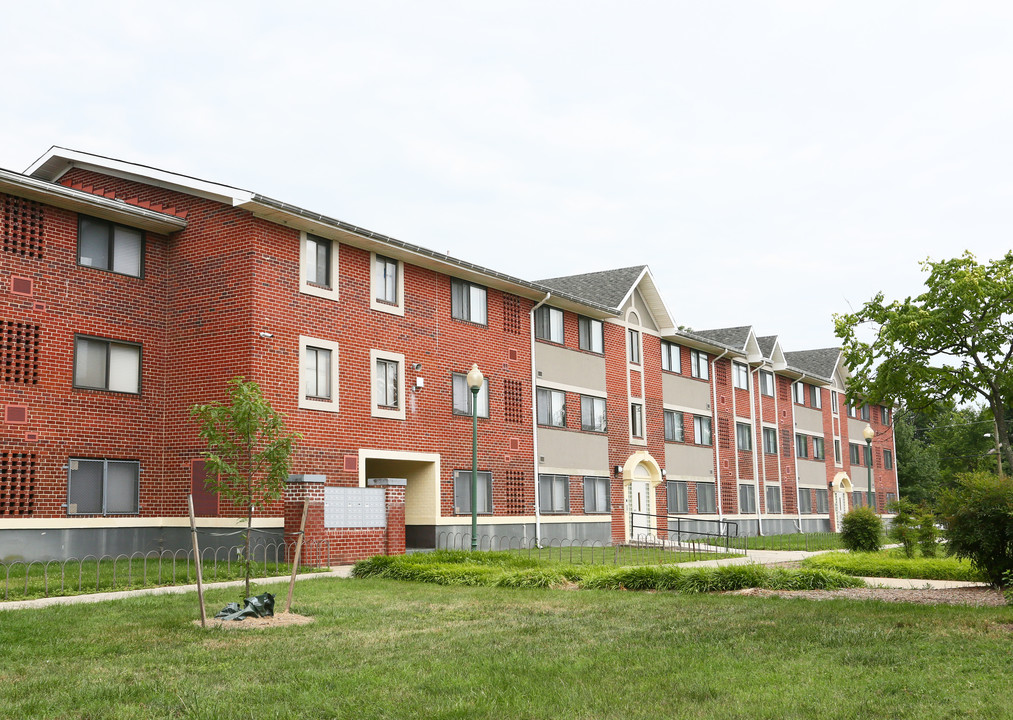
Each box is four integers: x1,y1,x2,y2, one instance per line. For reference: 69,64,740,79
299,335,340,412
299,231,340,301
370,349,405,420
369,252,405,316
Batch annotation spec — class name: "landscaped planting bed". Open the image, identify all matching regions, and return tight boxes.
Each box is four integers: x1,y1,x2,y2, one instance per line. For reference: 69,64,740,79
801,549,986,582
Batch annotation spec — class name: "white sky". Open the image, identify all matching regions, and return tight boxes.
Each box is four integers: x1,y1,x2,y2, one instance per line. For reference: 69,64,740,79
3,2,1011,351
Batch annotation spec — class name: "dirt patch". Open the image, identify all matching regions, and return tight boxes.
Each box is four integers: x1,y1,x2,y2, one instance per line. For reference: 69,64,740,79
194,612,315,630
728,586,1006,607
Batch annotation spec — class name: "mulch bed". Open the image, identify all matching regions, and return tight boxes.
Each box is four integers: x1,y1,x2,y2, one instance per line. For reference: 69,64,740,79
194,612,315,629
730,586,1007,606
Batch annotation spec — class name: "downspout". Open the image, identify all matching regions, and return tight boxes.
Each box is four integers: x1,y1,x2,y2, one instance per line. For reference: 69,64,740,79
530,293,551,548
750,365,764,536
709,348,730,522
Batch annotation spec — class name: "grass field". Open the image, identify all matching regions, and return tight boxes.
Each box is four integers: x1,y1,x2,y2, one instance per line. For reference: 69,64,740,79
3,577,1012,719
703,532,845,552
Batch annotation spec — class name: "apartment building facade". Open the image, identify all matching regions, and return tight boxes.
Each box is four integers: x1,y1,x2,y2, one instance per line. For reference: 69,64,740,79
0,148,898,562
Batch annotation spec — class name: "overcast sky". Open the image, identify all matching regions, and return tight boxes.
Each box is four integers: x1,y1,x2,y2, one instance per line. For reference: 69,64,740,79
3,2,1011,351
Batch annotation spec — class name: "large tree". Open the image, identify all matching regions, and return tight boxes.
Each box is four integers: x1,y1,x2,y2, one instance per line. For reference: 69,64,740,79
835,251,1013,472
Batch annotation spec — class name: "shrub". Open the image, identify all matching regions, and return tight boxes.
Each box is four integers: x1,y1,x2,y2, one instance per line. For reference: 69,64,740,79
1005,570,1013,607
887,499,918,558
802,550,985,582
939,472,1013,586
840,507,883,553
917,514,939,558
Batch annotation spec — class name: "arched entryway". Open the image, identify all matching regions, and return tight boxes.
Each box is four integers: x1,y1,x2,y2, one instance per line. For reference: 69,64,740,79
621,451,663,541
830,472,853,532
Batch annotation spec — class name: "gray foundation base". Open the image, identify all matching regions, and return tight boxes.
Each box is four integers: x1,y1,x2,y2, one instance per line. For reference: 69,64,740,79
0,526,285,563
427,522,612,550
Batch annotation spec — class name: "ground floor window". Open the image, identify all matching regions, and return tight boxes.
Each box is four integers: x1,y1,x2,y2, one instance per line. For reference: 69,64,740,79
815,489,829,514
738,484,756,514
67,458,139,515
539,474,570,513
696,482,716,514
798,488,812,515
583,476,610,513
667,480,688,514
453,470,492,514
765,485,781,514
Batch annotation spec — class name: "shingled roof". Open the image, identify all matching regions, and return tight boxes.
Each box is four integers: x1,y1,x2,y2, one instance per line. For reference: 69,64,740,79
756,335,778,358
537,266,647,311
784,347,841,381
689,326,753,352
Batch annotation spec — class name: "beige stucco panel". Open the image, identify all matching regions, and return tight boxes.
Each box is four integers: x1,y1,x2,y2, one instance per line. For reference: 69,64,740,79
534,342,607,391
538,428,609,473
662,374,712,411
363,457,438,526
848,418,870,440
796,459,829,487
626,290,659,332
794,406,824,433
664,443,716,479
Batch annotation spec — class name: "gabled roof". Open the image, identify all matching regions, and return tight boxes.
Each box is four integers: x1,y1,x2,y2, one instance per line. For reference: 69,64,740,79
784,347,841,382
537,266,647,310
756,335,778,358
690,326,753,351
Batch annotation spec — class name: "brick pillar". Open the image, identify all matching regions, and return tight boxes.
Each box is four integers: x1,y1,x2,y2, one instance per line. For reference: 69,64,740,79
367,477,406,556
284,474,326,566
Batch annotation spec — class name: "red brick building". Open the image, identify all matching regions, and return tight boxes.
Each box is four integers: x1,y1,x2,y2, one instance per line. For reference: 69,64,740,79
0,148,898,562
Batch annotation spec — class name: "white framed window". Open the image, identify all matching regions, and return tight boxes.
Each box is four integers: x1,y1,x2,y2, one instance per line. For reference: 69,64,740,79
453,372,489,418
733,362,749,390
847,402,857,418
370,349,405,420
860,404,871,421
880,406,890,424
694,416,712,445
537,388,566,427
815,489,829,514
453,470,492,514
78,215,144,278
813,437,825,460
628,328,641,364
810,385,822,409
765,486,782,514
739,484,756,514
578,316,604,354
67,458,139,515
300,232,339,301
831,391,839,414
690,349,709,379
849,443,862,465
795,434,808,459
535,306,565,343
793,382,805,404
370,253,404,315
834,439,842,463
759,371,774,397
299,336,340,412
696,482,716,513
667,480,688,514
661,341,681,373
451,278,487,325
74,335,141,394
631,403,644,438
664,410,684,442
736,422,752,451
799,488,813,515
539,474,570,513
762,427,777,454
584,476,610,513
580,395,607,432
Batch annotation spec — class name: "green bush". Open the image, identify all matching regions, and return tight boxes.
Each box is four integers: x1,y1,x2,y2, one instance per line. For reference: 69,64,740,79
887,499,918,558
917,514,939,558
939,472,1013,586
840,506,883,553
802,550,986,582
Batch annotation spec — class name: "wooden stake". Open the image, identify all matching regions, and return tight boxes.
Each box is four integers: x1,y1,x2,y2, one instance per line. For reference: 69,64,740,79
285,500,310,614
189,494,207,628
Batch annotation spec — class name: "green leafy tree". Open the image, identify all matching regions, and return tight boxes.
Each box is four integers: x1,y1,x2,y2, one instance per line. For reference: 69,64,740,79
191,377,299,597
834,251,1013,473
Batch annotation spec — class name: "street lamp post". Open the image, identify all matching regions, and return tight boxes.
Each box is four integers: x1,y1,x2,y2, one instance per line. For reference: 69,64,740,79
863,423,875,512
467,363,484,551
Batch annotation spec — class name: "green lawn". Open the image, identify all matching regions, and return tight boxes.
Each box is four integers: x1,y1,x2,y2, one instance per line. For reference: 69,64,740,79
2,578,1012,719
704,532,845,552
802,549,986,582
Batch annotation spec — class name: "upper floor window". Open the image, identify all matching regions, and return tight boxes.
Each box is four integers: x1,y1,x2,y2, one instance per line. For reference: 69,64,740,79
580,395,607,432
74,335,141,394
849,443,861,465
537,387,566,427
884,449,894,470
299,336,340,412
880,406,890,424
847,402,857,418
793,382,805,404
631,403,644,438
762,427,777,454
860,404,871,421
664,410,684,442
690,350,709,380
831,391,839,414
759,371,774,397
628,329,641,364
453,372,489,418
810,385,822,409
371,350,405,420
813,437,825,460
451,278,487,325
661,341,681,373
300,233,339,301
694,415,712,445
795,434,809,459
371,253,404,315
578,316,603,354
736,422,752,451
733,363,749,390
535,306,564,344
78,216,143,278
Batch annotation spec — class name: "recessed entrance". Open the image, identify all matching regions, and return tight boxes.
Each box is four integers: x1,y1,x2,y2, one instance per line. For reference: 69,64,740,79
362,450,439,549
621,451,663,542
830,472,853,533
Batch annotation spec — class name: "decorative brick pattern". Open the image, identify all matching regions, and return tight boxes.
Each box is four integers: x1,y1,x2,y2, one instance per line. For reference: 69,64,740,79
500,471,527,514
503,379,524,423
2,194,44,259
0,451,36,516
503,294,522,335
2,322,40,385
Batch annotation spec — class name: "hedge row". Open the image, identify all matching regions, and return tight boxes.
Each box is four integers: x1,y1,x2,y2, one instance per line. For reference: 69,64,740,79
801,551,985,582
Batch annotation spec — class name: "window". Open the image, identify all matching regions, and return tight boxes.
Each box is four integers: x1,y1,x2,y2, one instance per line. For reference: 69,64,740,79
78,215,143,277
869,491,877,510
67,458,139,515
763,427,777,454
847,402,857,418
765,486,782,514
736,422,752,451
880,406,890,424
759,371,774,397
667,480,688,514
813,437,825,460
884,449,894,470
852,492,864,508
628,328,641,364
864,445,872,467
537,388,566,427
860,404,871,421
300,232,339,300
696,482,716,513
578,316,604,353
690,349,709,379
664,410,684,442
798,488,812,515
299,336,340,411
370,253,404,314
795,434,808,459
631,403,644,438
793,382,805,404
539,474,569,513
453,470,492,514
580,395,607,432
831,391,839,414
451,278,487,325
694,416,712,445
815,489,829,514
584,476,610,513
733,363,749,390
535,306,564,343
661,341,681,372
74,336,141,394
371,350,405,420
885,492,896,507
849,443,861,465
453,373,490,418
834,439,841,463
810,385,822,409
739,484,756,513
